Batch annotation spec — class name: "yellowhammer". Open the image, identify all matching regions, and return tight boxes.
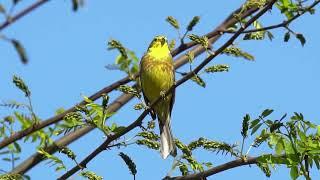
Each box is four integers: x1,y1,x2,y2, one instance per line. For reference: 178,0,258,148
140,35,177,159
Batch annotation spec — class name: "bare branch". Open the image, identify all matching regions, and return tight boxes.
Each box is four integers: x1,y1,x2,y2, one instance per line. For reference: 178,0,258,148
0,0,262,150
0,0,50,31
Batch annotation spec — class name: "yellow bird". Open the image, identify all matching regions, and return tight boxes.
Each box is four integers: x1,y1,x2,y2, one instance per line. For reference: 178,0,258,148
140,35,177,159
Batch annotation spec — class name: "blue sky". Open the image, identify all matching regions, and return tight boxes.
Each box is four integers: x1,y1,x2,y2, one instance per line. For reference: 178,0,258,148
1,0,320,179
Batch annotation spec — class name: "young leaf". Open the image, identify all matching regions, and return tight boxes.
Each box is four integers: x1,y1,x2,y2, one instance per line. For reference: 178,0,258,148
166,16,179,29
133,103,144,110
107,39,128,58
241,114,250,138
284,31,290,42
222,46,254,61
190,74,206,88
168,39,176,50
204,64,229,73
11,39,28,64
290,166,299,180
12,75,31,97
251,123,263,135
187,34,209,49
186,51,194,63
187,16,200,31
72,0,79,11
80,171,103,180
261,109,273,118
119,152,137,177
296,33,306,46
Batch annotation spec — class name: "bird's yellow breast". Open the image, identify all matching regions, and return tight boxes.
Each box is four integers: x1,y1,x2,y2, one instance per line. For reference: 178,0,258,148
140,56,174,102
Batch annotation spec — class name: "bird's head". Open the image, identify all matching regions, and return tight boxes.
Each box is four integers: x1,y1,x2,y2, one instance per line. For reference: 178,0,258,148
147,35,168,50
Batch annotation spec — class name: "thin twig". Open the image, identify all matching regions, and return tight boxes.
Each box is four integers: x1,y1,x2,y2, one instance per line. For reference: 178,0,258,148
0,0,259,150
0,0,50,31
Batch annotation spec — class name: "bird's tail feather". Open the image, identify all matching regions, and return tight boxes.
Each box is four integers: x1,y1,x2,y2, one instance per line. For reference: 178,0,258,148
159,116,177,159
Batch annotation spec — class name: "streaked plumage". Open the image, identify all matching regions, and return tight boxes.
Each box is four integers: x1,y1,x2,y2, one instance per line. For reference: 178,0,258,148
140,35,177,159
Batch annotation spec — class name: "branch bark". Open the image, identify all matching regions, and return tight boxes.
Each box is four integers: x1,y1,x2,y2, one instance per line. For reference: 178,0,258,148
10,0,273,175
0,0,260,150
0,0,50,31
170,156,259,180
58,1,278,179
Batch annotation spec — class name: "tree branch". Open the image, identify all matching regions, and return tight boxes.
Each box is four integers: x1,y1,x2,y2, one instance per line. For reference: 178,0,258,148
10,93,134,174
0,0,50,31
0,76,132,150
10,0,276,175
170,156,259,180
58,1,277,179
0,0,262,150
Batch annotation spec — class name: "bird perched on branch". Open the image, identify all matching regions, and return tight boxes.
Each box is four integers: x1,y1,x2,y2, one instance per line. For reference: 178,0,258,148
140,35,177,159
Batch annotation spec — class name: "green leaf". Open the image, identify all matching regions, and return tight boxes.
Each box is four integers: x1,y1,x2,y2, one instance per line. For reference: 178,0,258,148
2,157,11,161
284,31,290,42
314,156,320,170
186,51,194,63
241,114,250,138
188,34,209,49
275,138,284,155
0,174,23,180
190,74,206,88
250,119,260,129
72,0,79,11
290,166,299,180
166,16,179,29
136,139,160,150
133,103,144,110
266,31,274,41
187,16,200,31
268,134,280,148
204,162,213,168
11,39,28,64
0,150,10,155
80,171,103,180
12,75,31,97
296,33,306,46
137,131,159,141
261,109,273,118
256,162,271,177
107,39,128,59
13,142,21,153
119,152,137,176
168,39,176,50
317,125,320,136
222,46,254,61
117,85,141,98
251,123,263,135
204,64,229,73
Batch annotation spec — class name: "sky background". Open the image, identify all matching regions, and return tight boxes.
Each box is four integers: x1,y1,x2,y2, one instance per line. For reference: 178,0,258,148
1,0,320,179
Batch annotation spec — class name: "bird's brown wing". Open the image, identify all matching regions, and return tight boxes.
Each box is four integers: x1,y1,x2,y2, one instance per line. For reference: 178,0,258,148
139,56,157,120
